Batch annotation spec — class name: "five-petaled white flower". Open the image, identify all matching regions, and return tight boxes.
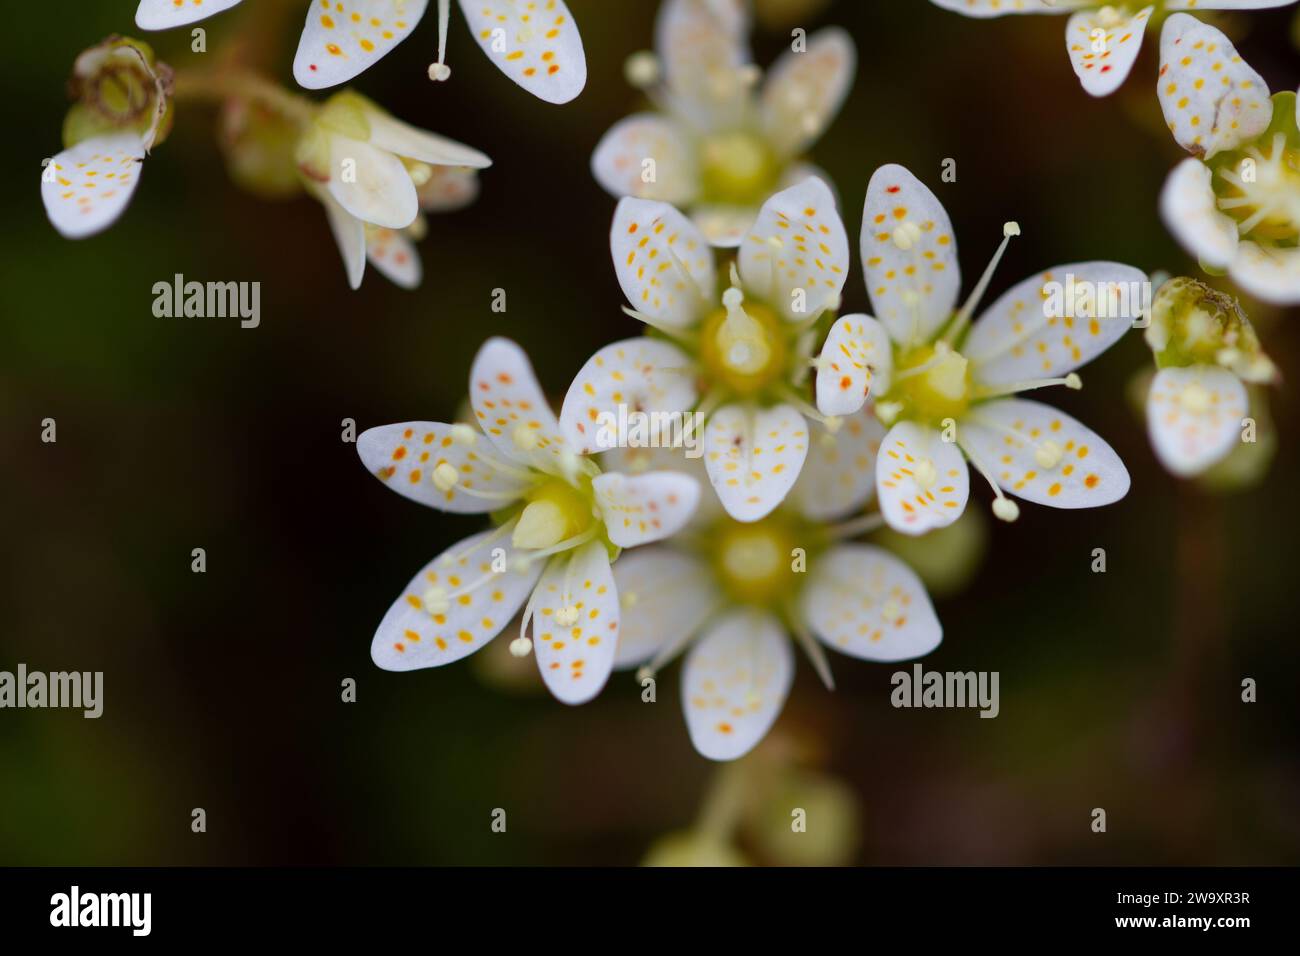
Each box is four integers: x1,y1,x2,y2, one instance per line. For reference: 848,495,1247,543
929,0,1296,98
135,0,587,103
815,163,1143,533
602,412,941,762
299,90,491,288
591,0,854,246
1156,13,1300,304
562,176,850,523
356,338,701,704
1144,276,1277,476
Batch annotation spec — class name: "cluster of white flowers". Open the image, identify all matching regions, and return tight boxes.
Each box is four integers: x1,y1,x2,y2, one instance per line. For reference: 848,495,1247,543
40,0,1296,760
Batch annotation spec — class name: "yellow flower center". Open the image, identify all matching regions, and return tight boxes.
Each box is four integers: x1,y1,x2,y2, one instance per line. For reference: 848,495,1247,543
700,130,778,206
711,514,800,607
886,343,972,427
1216,132,1300,245
512,477,595,550
698,296,788,398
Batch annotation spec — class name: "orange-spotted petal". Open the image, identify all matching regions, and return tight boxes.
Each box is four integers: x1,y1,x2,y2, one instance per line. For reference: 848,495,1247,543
529,541,619,704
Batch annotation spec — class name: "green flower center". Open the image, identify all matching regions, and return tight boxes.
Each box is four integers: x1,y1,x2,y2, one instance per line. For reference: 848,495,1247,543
1216,135,1300,245
512,476,597,551
699,130,778,207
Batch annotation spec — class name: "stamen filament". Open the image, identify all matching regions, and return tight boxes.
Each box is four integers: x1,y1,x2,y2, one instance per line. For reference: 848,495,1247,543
944,222,1020,346
972,372,1081,401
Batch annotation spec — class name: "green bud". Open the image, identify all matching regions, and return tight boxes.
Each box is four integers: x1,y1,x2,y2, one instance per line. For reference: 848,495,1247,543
219,98,304,200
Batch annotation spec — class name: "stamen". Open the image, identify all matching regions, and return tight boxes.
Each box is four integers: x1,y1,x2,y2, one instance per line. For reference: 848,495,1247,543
427,0,452,81
973,371,1080,400
944,222,1020,345
620,305,699,347
623,51,659,88
827,512,885,539
956,436,1020,523
788,614,835,691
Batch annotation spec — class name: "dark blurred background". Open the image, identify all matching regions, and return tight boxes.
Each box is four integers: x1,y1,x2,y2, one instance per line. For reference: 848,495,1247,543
1,0,1297,865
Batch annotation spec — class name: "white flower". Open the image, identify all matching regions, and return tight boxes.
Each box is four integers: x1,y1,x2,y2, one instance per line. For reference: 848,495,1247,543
607,413,941,761
1143,276,1277,476
136,0,587,102
356,338,701,704
818,164,1142,533
591,0,854,246
39,37,170,239
562,176,850,523
929,0,1297,98
1156,14,1300,304
298,90,491,288
135,0,243,30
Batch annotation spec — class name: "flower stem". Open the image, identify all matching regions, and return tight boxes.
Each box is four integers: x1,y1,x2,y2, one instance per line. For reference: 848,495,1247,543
172,69,316,127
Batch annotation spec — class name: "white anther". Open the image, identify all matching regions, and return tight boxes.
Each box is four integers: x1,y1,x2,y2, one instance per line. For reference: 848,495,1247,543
431,462,460,492
509,637,533,658
512,423,538,450
554,605,580,627
622,590,639,608
882,599,902,621
1034,440,1064,470
823,415,843,435
722,286,744,309
624,51,659,88
450,423,478,446
914,457,938,489
992,497,1020,523
422,587,451,615
892,221,922,251
427,62,452,82
1064,373,1082,390
1003,221,1021,238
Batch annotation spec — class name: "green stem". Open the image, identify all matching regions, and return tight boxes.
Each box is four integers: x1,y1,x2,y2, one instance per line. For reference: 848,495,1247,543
172,69,316,127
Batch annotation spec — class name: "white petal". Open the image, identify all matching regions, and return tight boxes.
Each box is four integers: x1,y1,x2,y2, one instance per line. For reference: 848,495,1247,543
928,0,1074,17
876,422,969,535
862,164,961,347
599,444,722,528
959,398,1129,507
611,198,715,327
1064,6,1152,97
703,403,809,522
1160,157,1239,269
1165,0,1298,10
457,0,587,104
1147,366,1249,477
366,228,422,289
759,27,855,158
681,608,792,761
41,134,144,239
591,113,700,205
611,547,716,669
803,544,941,662
815,313,893,417
470,337,574,468
530,542,619,704
1229,242,1300,306
792,406,885,521
654,0,751,130
739,177,849,321
559,337,697,454
371,529,543,672
326,133,419,229
417,165,480,212
365,110,492,168
1157,13,1271,158
593,470,701,548
294,0,428,90
315,186,367,289
137,0,242,29
691,204,756,248
357,421,530,513
965,262,1149,387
